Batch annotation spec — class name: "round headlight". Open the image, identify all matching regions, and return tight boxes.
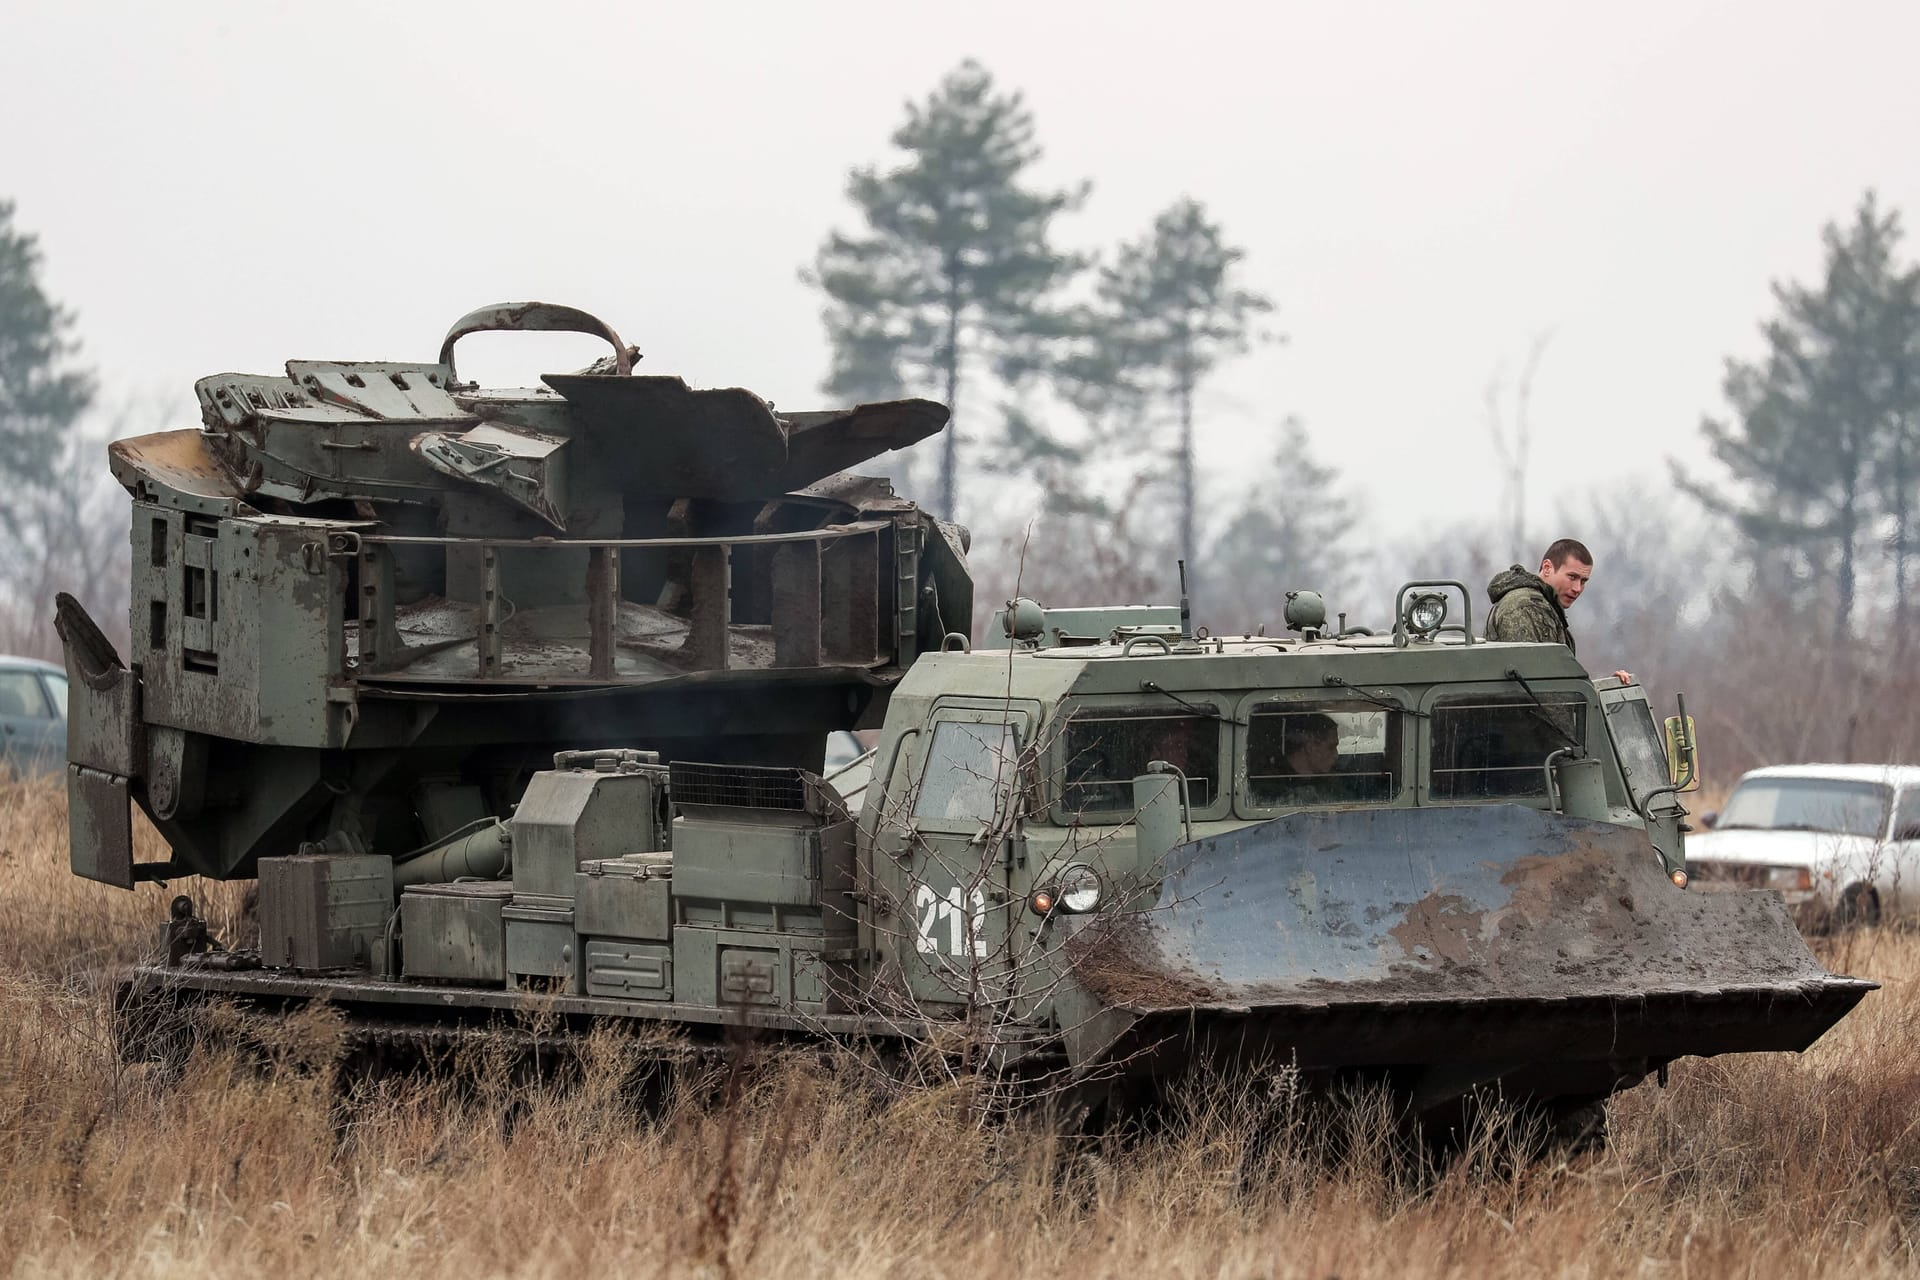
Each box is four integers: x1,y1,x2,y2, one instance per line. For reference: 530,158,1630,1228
1405,591,1447,635
1056,864,1103,914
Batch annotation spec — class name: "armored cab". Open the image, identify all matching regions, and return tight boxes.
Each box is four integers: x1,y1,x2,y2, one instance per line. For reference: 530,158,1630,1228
869,593,1869,1114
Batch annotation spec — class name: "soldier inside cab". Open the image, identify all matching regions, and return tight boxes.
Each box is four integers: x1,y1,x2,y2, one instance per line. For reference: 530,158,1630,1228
1253,712,1348,807
1274,713,1339,780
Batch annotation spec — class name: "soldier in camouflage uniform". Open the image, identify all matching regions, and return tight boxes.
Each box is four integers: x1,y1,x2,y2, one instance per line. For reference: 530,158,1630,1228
1484,539,1632,682
1485,545,1582,650
1486,566,1575,646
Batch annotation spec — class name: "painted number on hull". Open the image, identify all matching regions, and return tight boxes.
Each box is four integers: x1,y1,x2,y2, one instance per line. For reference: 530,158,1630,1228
914,883,989,958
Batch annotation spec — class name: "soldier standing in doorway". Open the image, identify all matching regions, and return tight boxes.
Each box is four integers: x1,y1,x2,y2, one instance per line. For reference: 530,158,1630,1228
1485,538,1632,683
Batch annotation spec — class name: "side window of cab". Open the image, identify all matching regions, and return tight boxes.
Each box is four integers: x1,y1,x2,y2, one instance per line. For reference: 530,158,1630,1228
912,720,1023,827
1055,703,1226,824
1426,690,1590,802
1240,698,1407,813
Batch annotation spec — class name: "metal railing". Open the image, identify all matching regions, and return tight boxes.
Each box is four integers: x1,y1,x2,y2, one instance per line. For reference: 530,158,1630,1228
336,519,896,682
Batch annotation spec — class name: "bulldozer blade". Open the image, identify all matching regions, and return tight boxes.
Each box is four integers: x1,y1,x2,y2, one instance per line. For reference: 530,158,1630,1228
1067,805,1872,1091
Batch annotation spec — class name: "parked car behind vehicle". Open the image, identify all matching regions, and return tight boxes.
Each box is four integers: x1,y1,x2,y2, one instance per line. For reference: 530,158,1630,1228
0,656,67,779
1686,764,1920,930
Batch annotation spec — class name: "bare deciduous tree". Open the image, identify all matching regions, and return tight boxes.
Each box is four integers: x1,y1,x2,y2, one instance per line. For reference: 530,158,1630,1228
0,407,138,659
1485,332,1553,561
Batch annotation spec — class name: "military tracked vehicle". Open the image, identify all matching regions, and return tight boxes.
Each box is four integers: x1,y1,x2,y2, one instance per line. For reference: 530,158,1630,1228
60,303,1870,1127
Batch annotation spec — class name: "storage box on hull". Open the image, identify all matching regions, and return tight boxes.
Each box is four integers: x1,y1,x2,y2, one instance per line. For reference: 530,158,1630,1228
258,853,393,971
400,881,511,984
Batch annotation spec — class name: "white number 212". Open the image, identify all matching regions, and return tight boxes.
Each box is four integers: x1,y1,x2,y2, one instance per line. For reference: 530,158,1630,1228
913,883,989,958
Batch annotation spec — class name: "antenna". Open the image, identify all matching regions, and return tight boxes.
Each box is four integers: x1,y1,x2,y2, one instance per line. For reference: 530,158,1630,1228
1177,560,1191,640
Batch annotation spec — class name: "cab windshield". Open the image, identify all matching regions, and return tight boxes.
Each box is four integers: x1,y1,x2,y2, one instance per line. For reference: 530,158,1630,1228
1603,697,1670,808
1060,706,1221,818
1247,703,1400,807
1430,692,1588,801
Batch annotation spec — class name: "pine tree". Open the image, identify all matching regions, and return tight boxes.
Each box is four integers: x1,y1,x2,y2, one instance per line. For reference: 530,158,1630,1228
0,200,94,499
803,62,1086,522
1874,275,1920,632
1208,419,1359,627
1679,192,1920,630
1065,199,1273,582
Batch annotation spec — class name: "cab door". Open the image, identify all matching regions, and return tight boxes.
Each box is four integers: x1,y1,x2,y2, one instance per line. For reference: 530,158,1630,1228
885,700,1038,1011
1597,680,1685,867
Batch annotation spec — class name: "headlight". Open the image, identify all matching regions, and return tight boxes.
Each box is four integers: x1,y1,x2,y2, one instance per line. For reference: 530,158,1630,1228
1029,865,1105,916
1058,865,1102,913
1764,865,1813,892
1404,591,1447,636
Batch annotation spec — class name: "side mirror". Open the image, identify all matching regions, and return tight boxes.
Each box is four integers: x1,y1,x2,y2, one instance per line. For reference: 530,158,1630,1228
1699,810,1719,831
1663,715,1700,793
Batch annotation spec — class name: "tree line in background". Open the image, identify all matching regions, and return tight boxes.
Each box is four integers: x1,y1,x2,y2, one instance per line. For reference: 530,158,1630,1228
1680,193,1920,636
5,66,1920,779
803,60,1284,607
805,61,1920,776
0,200,130,659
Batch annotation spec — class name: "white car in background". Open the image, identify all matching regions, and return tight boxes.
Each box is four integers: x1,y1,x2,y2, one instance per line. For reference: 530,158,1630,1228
1686,764,1920,930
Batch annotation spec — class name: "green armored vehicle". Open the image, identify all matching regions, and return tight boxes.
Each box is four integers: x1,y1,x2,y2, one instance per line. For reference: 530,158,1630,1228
60,304,1869,1125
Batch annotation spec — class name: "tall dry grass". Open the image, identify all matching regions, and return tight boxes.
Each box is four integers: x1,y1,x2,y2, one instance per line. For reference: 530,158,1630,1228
5,775,1920,1277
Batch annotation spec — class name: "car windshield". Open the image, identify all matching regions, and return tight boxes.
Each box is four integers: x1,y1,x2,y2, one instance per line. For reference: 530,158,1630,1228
1717,777,1891,839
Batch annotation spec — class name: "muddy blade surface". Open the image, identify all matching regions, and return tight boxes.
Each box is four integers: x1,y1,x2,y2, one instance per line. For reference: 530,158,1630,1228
1073,805,1872,1080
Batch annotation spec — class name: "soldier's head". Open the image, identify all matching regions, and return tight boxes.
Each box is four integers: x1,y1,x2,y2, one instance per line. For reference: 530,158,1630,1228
1538,538,1593,609
1148,715,1204,770
1286,713,1340,776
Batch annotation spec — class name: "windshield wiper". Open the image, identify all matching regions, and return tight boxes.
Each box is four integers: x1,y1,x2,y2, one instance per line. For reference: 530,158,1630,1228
1138,681,1248,726
1503,669,1583,751
1322,675,1428,717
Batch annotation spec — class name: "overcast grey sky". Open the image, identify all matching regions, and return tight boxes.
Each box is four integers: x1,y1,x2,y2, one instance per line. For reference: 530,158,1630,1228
6,0,1918,546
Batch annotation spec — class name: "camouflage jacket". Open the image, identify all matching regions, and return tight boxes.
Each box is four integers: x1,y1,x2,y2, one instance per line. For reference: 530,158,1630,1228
1484,565,1575,653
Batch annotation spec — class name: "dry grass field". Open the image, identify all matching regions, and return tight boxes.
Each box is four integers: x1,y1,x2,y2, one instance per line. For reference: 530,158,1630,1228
5,774,1920,1279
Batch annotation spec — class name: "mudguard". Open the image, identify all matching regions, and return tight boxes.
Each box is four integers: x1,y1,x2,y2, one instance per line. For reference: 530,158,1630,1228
1063,805,1873,1103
